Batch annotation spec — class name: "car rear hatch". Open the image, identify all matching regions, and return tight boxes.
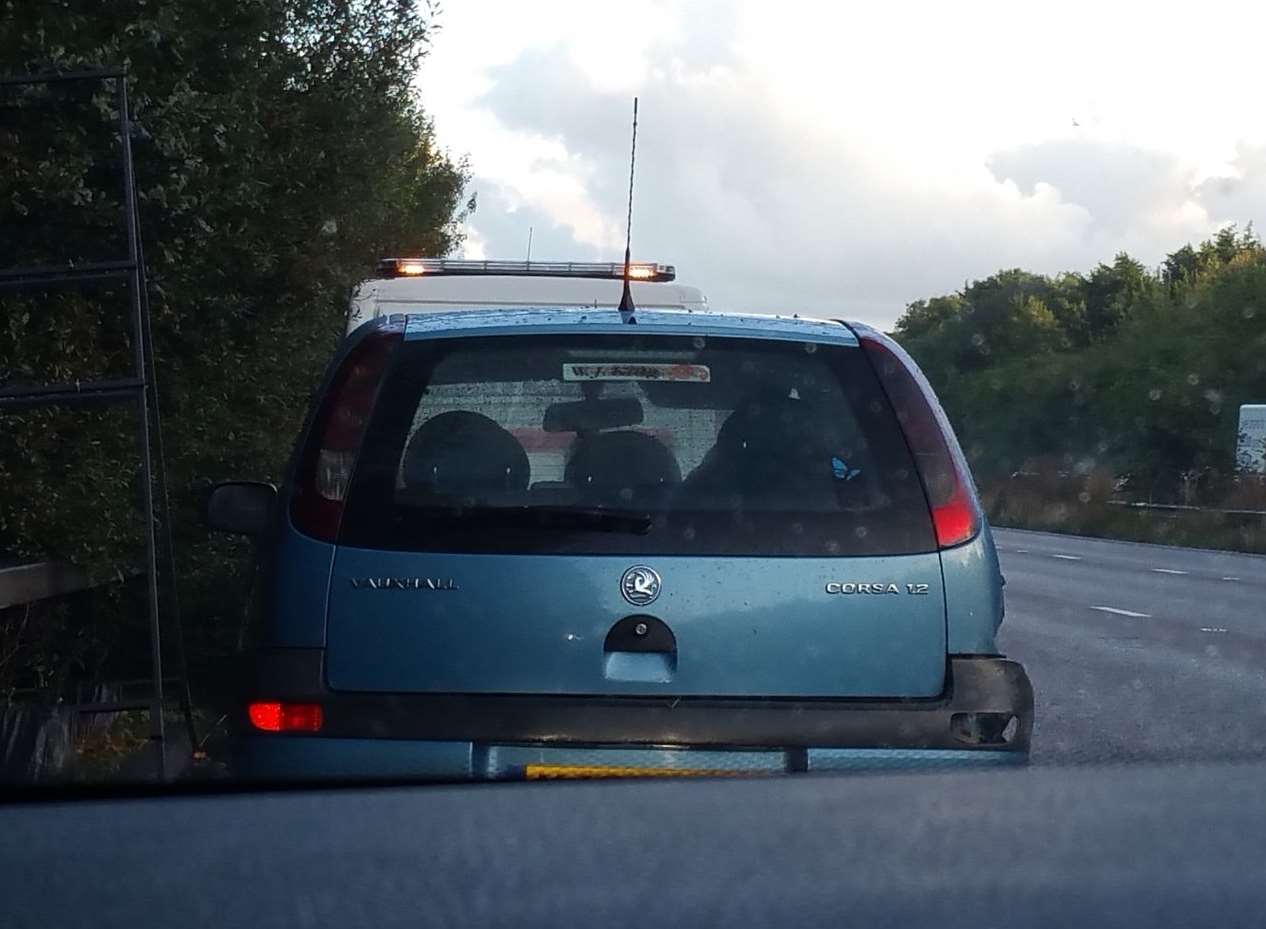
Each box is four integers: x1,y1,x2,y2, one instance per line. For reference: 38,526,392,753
305,316,958,700
325,549,945,697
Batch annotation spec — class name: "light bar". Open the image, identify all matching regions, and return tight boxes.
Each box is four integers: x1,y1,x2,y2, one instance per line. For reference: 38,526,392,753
376,258,676,283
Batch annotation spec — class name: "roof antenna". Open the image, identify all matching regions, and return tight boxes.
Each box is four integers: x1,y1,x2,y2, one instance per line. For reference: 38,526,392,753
618,96,639,323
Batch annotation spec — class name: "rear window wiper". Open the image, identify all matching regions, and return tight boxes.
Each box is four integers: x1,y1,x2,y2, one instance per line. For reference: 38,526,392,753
401,504,654,534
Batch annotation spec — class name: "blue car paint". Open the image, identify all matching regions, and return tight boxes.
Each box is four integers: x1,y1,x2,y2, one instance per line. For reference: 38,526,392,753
402,306,860,346
292,310,1007,667
603,650,675,683
240,736,474,781
841,321,1004,653
942,522,1006,654
326,551,952,698
806,748,1023,771
257,523,336,648
325,550,948,698
241,307,1015,774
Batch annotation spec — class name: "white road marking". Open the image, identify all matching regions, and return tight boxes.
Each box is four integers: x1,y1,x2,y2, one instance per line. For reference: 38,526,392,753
1201,627,1228,634
1090,605,1151,618
1015,549,1029,554
1222,577,1241,582
1051,554,1082,561
1150,568,1188,575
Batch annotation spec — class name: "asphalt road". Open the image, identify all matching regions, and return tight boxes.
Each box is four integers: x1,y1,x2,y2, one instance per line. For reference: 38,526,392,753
993,527,1266,766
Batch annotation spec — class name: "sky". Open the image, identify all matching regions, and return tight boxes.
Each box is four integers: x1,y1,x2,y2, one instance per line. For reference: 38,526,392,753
417,0,1266,328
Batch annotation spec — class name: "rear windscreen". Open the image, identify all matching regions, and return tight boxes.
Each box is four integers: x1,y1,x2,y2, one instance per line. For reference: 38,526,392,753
338,334,936,556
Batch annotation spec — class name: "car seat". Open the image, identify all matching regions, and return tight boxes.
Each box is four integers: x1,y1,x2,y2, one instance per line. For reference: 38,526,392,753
402,410,530,499
683,394,845,509
564,431,681,508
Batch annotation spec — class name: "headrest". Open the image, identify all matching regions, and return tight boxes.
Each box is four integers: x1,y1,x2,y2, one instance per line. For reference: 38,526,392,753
402,411,529,495
564,431,681,493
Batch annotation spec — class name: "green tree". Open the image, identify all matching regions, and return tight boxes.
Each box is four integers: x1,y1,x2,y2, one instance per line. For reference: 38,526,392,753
1162,244,1200,288
1080,252,1150,341
893,227,1266,513
893,269,1075,388
0,0,471,680
1163,225,1263,290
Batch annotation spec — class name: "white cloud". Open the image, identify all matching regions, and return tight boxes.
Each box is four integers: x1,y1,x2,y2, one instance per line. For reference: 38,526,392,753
421,0,1266,327
1197,144,1266,230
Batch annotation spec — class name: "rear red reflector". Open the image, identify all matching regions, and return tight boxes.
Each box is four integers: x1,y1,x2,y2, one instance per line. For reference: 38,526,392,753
248,702,324,733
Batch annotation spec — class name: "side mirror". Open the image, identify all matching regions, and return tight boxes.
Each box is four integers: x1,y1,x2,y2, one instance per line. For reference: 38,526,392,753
205,481,278,536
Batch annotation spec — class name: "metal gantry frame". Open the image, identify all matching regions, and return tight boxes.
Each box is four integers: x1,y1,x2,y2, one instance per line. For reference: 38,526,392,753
0,67,192,780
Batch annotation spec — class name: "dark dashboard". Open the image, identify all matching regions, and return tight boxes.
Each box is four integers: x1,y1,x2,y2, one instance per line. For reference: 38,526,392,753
2,761,1264,928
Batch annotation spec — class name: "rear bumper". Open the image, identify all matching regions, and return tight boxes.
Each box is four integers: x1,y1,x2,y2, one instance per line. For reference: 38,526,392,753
239,740,1026,781
237,653,1033,780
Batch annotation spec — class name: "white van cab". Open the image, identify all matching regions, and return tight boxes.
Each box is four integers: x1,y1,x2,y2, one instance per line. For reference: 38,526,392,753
346,259,708,335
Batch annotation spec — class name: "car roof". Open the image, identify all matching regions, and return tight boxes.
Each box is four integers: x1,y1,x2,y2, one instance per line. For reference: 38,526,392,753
398,306,860,347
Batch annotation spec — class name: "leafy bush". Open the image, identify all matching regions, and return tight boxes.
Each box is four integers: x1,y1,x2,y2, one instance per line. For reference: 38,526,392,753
895,226,1266,538
0,1,471,687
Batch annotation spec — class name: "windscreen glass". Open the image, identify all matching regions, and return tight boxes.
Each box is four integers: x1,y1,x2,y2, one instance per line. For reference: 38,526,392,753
338,334,936,556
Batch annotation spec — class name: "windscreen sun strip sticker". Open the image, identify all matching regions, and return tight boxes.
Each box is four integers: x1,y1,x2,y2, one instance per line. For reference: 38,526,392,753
562,362,711,383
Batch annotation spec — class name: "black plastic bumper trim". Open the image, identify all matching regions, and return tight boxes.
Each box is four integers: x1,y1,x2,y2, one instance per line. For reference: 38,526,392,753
245,651,1033,752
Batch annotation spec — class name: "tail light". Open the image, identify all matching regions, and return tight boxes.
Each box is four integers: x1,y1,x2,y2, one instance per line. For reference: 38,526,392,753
290,323,402,541
856,328,981,549
248,701,324,733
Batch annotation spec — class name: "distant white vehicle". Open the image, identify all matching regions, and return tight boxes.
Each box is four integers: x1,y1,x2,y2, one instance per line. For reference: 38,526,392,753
1237,404,1266,473
346,258,707,335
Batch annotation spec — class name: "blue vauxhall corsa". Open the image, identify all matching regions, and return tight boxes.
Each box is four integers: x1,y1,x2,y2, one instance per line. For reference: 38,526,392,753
206,263,1033,781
